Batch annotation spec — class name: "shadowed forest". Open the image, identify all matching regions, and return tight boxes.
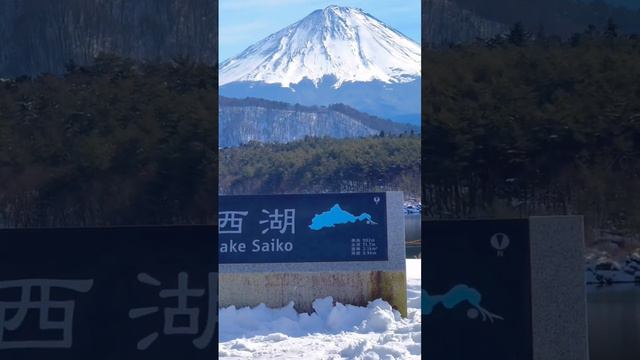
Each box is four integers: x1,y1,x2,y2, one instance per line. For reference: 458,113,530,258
0,55,217,226
424,22,640,254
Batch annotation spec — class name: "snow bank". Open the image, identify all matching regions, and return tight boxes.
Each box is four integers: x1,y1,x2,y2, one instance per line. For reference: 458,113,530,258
219,259,421,359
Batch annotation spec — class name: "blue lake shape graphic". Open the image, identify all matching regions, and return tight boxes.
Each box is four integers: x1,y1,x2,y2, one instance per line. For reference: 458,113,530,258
422,284,504,323
309,204,377,230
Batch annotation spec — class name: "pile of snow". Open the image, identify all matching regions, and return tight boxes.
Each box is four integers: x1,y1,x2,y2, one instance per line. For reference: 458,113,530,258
403,199,422,215
219,259,421,359
406,259,422,310
219,5,421,88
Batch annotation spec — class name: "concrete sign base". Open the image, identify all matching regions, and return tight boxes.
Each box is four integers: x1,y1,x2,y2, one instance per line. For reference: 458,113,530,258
219,192,408,316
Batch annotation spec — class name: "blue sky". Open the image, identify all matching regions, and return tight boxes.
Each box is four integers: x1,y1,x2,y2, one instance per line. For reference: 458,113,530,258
219,0,421,62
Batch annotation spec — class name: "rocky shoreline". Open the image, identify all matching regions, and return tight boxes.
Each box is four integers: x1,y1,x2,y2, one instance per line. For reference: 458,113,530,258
586,251,640,285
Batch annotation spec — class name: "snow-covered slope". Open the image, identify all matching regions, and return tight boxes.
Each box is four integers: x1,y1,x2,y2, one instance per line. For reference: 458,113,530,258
219,97,417,147
220,5,421,88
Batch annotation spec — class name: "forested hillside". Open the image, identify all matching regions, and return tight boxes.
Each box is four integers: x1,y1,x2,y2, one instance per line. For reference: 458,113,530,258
423,0,508,47
0,55,217,226
423,24,640,252
219,136,420,197
424,0,640,46
454,0,640,34
0,0,216,77
219,97,417,147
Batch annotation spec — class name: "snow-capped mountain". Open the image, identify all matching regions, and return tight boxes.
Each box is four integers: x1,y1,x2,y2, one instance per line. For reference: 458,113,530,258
220,5,420,88
219,5,421,125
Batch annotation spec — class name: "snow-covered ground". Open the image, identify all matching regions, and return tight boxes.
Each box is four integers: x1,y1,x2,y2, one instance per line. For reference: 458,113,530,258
219,259,422,359
585,249,640,284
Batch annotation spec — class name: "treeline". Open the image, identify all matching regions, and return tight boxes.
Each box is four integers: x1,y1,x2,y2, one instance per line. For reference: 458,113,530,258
0,55,217,226
219,136,420,197
424,25,640,248
327,104,419,135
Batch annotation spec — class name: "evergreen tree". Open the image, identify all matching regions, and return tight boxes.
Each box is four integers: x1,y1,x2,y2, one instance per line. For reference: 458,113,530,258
508,22,528,46
605,17,619,39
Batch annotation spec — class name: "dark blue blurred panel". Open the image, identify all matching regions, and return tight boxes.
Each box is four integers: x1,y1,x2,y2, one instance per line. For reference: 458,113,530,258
422,219,532,360
0,226,217,359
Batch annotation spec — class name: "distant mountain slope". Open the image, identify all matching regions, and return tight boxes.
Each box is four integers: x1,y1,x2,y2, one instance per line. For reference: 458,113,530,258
604,0,640,10
453,0,640,35
424,0,640,47
220,5,420,125
0,0,217,77
423,0,508,47
219,97,417,147
220,77,421,126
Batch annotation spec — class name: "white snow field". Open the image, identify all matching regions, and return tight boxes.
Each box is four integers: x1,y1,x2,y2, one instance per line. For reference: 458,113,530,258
219,259,422,359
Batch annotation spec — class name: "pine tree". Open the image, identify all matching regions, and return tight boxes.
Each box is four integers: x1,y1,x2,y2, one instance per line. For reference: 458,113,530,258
508,22,527,47
605,17,618,39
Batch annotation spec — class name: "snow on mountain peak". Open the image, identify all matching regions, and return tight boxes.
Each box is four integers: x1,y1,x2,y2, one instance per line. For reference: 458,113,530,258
220,6,421,88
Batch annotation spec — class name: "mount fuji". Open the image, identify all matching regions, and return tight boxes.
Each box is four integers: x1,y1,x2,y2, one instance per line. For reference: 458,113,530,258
219,5,421,125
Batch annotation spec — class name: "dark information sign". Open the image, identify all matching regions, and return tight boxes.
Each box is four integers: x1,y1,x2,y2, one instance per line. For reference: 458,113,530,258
219,193,388,263
422,219,533,360
0,226,217,360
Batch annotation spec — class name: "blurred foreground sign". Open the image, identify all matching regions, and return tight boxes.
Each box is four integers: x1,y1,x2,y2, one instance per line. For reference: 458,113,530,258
422,217,588,360
422,220,533,359
219,193,389,263
0,226,217,360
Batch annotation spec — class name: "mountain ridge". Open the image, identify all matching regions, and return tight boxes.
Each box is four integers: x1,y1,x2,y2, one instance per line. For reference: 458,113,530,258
219,96,418,147
0,0,217,78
